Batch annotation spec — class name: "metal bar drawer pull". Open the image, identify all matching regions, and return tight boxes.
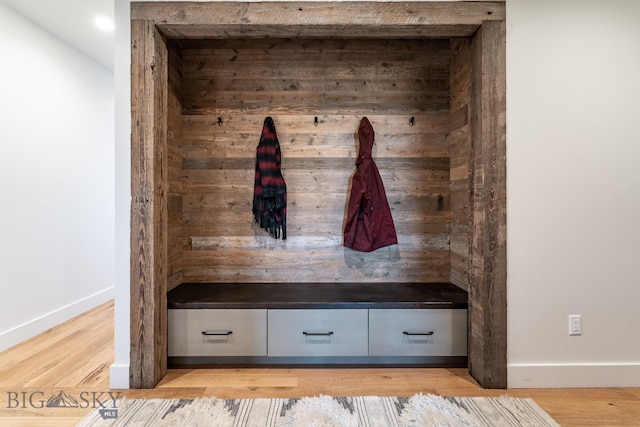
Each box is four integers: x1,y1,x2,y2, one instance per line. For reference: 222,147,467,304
303,331,334,336
403,331,434,336
202,331,233,336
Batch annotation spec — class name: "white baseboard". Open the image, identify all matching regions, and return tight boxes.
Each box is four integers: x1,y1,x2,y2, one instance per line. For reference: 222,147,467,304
509,363,640,388
109,363,130,389
0,287,114,353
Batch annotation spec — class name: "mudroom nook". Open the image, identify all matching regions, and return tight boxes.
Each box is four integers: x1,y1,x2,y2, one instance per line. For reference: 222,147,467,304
130,2,506,389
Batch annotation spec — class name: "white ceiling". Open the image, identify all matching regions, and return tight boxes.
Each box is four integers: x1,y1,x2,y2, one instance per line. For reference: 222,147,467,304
3,0,114,71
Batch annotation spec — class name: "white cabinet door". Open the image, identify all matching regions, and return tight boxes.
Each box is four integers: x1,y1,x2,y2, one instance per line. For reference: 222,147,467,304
369,309,467,356
268,309,368,357
168,309,267,357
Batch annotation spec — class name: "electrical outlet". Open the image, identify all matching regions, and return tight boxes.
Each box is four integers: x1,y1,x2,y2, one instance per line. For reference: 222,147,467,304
569,314,582,336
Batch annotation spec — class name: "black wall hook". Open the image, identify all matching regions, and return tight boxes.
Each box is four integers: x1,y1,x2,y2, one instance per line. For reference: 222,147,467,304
409,117,415,127
314,116,318,127
217,117,223,127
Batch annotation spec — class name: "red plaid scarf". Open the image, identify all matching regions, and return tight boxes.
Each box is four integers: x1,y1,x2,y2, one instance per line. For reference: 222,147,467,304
252,117,287,239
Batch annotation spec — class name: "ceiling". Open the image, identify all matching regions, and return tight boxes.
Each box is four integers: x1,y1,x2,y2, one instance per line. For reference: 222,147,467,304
3,0,114,71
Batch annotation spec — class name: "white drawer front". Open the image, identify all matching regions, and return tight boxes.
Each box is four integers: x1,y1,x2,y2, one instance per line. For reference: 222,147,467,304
369,309,467,356
268,309,368,357
168,309,267,357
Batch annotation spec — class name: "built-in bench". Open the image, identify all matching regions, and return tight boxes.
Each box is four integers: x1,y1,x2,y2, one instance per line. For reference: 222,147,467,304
167,282,468,367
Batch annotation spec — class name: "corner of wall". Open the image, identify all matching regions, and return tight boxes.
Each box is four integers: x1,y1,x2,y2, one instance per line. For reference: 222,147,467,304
0,288,114,353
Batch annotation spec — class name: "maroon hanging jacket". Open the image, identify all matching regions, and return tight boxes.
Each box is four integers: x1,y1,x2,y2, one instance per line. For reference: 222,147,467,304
343,117,398,252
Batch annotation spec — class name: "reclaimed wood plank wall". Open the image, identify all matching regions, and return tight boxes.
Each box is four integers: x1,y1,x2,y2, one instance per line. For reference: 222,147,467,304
449,38,472,292
171,38,452,283
167,44,185,291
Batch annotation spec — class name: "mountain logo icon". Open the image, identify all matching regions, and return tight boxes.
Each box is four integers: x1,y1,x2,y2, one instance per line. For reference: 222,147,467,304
45,391,80,408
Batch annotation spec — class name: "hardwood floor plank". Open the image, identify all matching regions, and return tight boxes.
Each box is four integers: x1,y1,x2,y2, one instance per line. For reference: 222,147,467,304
158,368,299,389
24,330,112,388
1,330,106,388
52,359,112,390
0,418,82,427
0,303,112,378
0,300,638,426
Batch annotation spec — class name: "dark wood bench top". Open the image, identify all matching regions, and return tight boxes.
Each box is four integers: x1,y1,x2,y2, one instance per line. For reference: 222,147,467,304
167,282,468,310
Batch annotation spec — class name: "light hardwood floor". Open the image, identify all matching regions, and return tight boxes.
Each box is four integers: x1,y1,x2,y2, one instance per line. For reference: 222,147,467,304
0,301,638,426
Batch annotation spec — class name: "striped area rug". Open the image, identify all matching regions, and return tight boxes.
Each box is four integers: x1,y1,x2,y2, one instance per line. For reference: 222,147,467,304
77,394,559,426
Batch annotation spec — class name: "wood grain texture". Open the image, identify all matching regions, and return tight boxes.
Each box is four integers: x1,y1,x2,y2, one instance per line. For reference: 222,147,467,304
449,38,472,292
167,40,185,292
1,303,639,427
178,38,452,284
131,1,506,38
467,20,508,389
130,20,168,389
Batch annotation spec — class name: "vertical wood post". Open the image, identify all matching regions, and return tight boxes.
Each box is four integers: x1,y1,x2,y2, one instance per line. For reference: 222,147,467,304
130,19,169,389
468,19,507,388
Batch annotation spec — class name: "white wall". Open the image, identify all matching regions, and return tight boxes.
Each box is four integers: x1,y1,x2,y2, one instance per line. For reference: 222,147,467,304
506,0,640,387
0,2,115,352
112,0,640,388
